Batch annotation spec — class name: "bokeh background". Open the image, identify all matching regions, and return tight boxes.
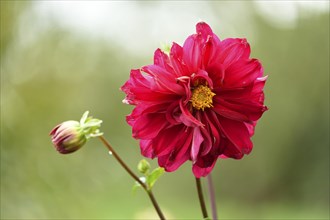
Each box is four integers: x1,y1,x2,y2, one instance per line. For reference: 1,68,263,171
1,1,329,219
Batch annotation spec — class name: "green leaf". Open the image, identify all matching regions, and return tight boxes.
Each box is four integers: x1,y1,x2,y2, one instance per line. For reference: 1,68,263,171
132,177,145,194
146,167,165,189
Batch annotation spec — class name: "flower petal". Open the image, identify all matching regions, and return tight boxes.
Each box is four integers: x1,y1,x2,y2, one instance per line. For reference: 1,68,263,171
215,96,267,122
179,100,204,127
191,126,204,163
196,22,214,39
182,34,202,73
198,112,213,156
220,139,244,159
169,42,190,76
153,125,187,156
205,111,222,149
219,116,253,155
192,154,218,177
213,100,252,123
132,113,169,140
158,128,193,172
142,65,184,94
205,62,225,88
121,69,179,104
154,49,174,74
216,38,251,68
140,139,154,158
191,69,214,89
223,59,262,88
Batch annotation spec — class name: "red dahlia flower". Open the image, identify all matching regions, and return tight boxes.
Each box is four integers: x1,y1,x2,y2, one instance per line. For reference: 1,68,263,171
121,22,267,177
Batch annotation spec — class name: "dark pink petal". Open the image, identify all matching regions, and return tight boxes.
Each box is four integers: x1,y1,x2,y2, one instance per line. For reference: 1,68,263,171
159,151,190,172
121,69,179,104
221,139,244,159
213,84,254,100
132,113,169,139
215,38,251,68
203,35,219,68
140,139,154,158
191,69,214,89
196,21,221,49
215,76,267,105
170,43,190,77
198,112,213,156
126,103,168,126
153,49,174,74
192,160,217,178
153,125,187,156
204,111,222,149
213,99,252,123
182,34,202,73
213,73,268,122
141,65,184,94
200,128,213,156
219,116,253,155
158,128,193,172
176,76,192,104
215,97,267,122
165,100,180,125
192,154,218,177
205,62,225,88
250,76,268,104
191,126,204,163
219,154,228,159
196,22,214,39
223,59,262,88
245,121,257,136
179,100,204,127
196,22,221,68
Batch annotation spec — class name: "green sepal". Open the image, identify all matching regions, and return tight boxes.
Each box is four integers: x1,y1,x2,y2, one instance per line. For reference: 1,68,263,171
79,111,103,139
146,167,165,189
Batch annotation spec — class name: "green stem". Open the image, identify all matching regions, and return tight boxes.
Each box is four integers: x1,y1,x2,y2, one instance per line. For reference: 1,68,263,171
98,136,166,220
196,177,209,219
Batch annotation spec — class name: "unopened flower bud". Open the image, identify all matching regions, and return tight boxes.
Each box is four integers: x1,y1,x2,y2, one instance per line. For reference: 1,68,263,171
137,159,150,174
50,121,86,154
50,111,102,154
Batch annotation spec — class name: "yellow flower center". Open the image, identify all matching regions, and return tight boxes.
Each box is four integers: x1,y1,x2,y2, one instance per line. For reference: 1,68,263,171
190,85,216,111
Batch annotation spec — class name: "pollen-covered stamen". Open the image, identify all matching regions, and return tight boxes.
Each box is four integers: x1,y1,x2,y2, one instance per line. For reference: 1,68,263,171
190,85,215,111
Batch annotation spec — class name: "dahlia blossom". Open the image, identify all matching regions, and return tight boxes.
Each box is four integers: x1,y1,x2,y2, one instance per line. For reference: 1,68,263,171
121,22,267,177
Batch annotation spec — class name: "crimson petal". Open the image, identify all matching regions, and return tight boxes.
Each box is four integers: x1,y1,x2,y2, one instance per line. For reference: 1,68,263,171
224,59,263,88
216,38,251,68
132,113,169,139
219,116,253,155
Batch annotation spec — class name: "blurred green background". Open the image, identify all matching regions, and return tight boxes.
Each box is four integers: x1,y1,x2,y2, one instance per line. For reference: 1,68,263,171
1,1,329,219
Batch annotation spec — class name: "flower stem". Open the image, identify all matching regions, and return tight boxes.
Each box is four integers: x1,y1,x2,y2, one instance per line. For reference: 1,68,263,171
207,174,218,220
195,177,209,219
98,136,166,220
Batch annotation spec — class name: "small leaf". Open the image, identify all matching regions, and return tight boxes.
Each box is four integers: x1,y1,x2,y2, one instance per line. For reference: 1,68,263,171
146,167,165,189
132,177,146,194
132,181,142,194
